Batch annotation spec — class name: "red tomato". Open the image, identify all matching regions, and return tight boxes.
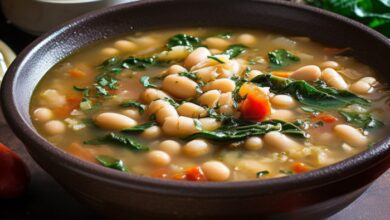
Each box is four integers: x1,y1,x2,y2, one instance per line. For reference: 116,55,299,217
239,83,271,121
291,162,310,174
312,113,338,123
185,166,206,181
0,143,30,198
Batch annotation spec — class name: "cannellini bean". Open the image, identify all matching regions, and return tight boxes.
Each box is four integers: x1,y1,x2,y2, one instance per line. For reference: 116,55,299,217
184,47,211,68
100,47,119,58
320,61,340,69
166,64,187,75
334,124,368,148
44,120,66,135
40,89,66,108
209,48,223,55
141,88,169,104
349,77,377,94
237,159,270,176
158,140,181,155
177,102,207,118
141,126,161,139
162,116,198,136
33,107,53,122
237,33,256,47
113,40,137,52
321,68,348,90
199,118,222,131
201,161,230,181
219,105,234,115
162,74,198,99
198,90,221,108
147,100,178,124
270,95,297,109
247,70,263,80
203,37,230,50
290,65,321,81
218,92,234,106
203,78,236,93
147,150,171,166
194,66,218,83
95,112,137,130
183,139,210,157
244,137,263,151
157,46,190,61
269,109,295,122
122,109,141,120
264,131,302,152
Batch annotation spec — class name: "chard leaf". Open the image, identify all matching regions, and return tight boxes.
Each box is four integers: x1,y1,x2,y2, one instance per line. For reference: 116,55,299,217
96,155,128,172
122,121,156,133
224,44,247,58
268,49,300,69
207,56,225,64
166,34,201,49
122,57,161,70
120,100,146,113
84,132,148,151
140,76,158,88
73,86,89,97
339,110,384,130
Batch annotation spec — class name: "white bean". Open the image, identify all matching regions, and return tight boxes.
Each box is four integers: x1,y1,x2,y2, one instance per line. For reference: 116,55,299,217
44,120,66,135
218,92,234,106
100,47,119,58
157,46,190,61
198,90,221,108
321,68,348,90
203,37,230,50
166,64,187,75
95,112,137,130
177,102,206,118
201,161,230,181
122,109,141,120
349,77,377,94
203,78,236,93
270,95,296,109
237,33,256,47
269,109,295,122
162,116,198,136
219,105,234,115
194,67,218,83
147,150,171,166
320,61,340,69
33,107,53,122
244,137,263,151
141,88,169,104
158,140,181,155
184,47,211,68
264,131,301,152
183,139,210,157
199,118,222,131
162,74,198,99
113,40,137,52
141,126,161,139
40,89,66,108
290,65,321,81
147,100,178,124
334,124,368,148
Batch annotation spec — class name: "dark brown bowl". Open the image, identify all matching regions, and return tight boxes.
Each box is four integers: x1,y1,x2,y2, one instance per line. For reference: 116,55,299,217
1,0,390,219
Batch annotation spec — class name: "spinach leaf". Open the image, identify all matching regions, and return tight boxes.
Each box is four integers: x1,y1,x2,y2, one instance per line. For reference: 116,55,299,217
73,86,90,97
122,121,157,133
207,56,225,64
163,96,180,108
179,72,198,81
140,76,158,88
339,110,384,130
256,170,270,178
224,44,247,58
268,49,300,69
96,155,128,172
251,74,370,110
120,100,146,113
122,56,162,70
84,132,149,151
166,34,201,49
184,119,308,141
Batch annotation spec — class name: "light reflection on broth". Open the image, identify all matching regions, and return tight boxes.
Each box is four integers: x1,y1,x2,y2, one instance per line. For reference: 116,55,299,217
30,28,390,182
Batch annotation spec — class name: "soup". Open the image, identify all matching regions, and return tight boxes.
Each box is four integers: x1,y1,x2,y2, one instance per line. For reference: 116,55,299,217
30,28,390,182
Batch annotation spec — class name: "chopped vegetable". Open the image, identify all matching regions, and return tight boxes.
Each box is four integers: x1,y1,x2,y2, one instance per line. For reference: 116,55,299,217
96,155,128,172
120,100,146,113
84,132,149,151
185,166,206,181
166,34,201,49
207,56,225,64
224,44,247,58
256,170,270,178
268,49,300,69
291,162,309,173
178,72,199,81
339,110,384,130
122,121,157,133
239,83,271,121
140,76,158,88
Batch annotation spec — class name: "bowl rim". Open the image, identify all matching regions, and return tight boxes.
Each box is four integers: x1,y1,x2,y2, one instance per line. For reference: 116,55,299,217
2,0,390,198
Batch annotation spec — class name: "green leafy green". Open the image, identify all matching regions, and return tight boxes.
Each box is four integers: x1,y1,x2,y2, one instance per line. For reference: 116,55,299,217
268,49,300,69
251,74,370,110
84,132,148,151
140,76,158,88
122,57,162,70
279,170,294,175
120,100,146,113
73,86,89,97
256,170,270,178
122,121,157,133
184,119,308,141
224,44,247,58
163,97,180,108
207,56,225,64
178,72,198,81
339,110,384,130
166,34,201,49
96,155,128,172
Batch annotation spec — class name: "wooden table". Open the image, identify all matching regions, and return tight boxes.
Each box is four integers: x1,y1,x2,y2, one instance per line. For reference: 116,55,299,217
0,7,389,220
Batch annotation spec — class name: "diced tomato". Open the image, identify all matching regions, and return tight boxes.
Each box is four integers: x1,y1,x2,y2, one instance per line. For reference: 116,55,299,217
239,83,271,121
291,162,310,173
0,143,30,198
311,113,338,123
271,71,290,78
185,166,206,181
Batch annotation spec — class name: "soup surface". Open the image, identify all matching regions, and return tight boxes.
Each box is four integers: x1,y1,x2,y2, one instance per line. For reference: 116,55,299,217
30,28,390,182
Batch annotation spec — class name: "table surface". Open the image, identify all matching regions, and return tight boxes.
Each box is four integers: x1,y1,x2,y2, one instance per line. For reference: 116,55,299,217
0,6,389,220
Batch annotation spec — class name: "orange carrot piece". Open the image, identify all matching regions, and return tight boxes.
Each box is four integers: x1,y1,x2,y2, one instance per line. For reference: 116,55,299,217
69,68,87,78
311,113,338,123
271,71,290,78
291,162,310,173
185,166,207,181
